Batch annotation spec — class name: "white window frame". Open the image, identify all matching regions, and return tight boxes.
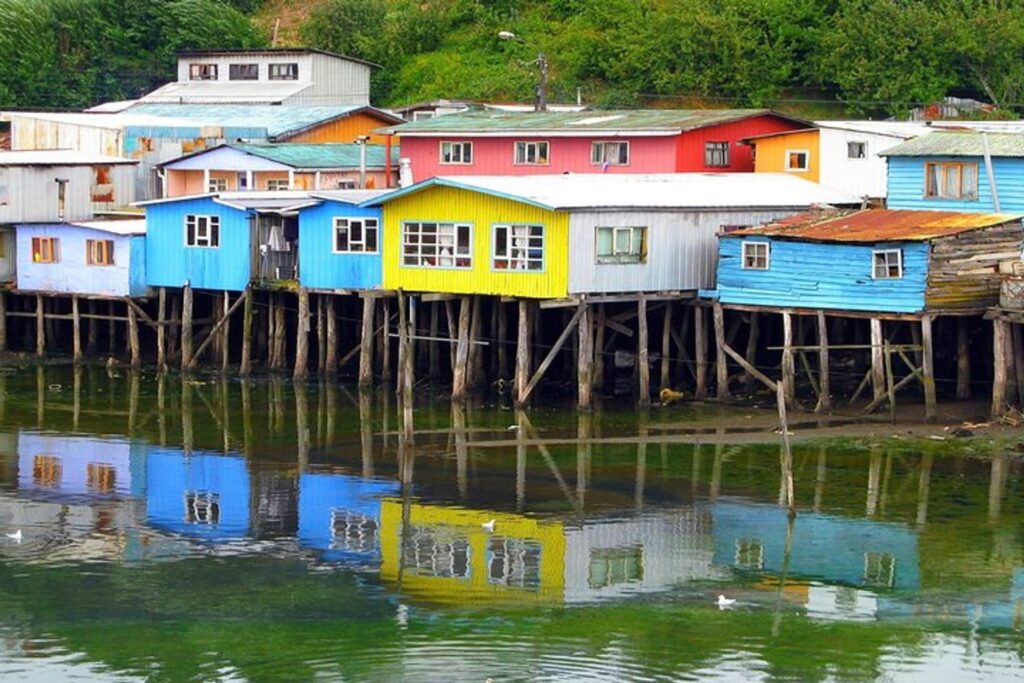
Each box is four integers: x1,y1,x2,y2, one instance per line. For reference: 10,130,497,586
514,141,550,166
492,224,544,271
440,141,473,165
591,141,629,166
412,110,435,121
184,214,220,249
228,63,259,81
847,141,867,159
268,62,298,80
188,63,217,81
401,221,473,269
333,217,379,254
741,241,770,270
595,226,647,264
785,149,810,172
208,177,227,192
872,248,903,279
266,178,291,191
705,141,730,167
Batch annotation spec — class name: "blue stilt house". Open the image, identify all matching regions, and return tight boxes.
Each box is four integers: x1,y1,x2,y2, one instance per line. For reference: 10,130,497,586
295,190,386,291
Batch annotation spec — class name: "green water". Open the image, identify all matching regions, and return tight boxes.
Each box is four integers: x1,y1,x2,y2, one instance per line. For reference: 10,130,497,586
0,366,1022,682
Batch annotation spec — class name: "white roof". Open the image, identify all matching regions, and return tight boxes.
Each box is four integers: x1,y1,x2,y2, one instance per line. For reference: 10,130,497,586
381,173,860,210
85,100,139,113
71,219,146,235
139,80,311,104
814,120,937,139
1,110,212,130
0,149,136,166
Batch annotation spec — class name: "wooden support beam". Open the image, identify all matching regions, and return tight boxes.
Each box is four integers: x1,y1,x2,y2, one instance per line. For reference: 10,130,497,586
921,314,937,423
816,310,830,413
993,319,1010,417
156,287,166,369
358,296,375,388
593,304,606,392
743,312,760,392
452,295,472,401
578,301,593,409
713,302,729,401
660,301,673,390
694,305,708,400
35,294,44,357
781,312,795,406
181,284,193,371
445,299,457,373
72,296,81,362
428,301,441,383
497,300,508,379
720,340,777,392
187,290,247,370
519,304,584,406
127,299,140,367
380,298,392,383
956,317,971,400
398,290,414,441
325,295,338,374
294,287,310,381
317,295,327,373
1013,322,1024,411
240,287,253,376
221,292,231,372
469,295,483,389
515,299,532,405
870,318,885,401
638,294,650,406
863,361,922,413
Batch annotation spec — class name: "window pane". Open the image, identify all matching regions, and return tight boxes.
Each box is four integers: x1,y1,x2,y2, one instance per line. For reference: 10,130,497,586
962,164,977,198
596,228,613,256
943,165,958,197
614,228,631,254
365,226,377,252
495,226,508,257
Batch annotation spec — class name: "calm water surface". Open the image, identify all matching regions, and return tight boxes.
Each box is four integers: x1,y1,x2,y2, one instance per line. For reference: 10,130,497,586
0,366,1022,682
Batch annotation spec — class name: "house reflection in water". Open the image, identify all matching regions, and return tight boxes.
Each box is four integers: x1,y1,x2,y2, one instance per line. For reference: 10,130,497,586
297,471,399,566
17,432,145,499
146,447,250,541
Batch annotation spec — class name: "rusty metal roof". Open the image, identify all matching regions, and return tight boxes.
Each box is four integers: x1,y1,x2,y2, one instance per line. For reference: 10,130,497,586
728,209,1022,243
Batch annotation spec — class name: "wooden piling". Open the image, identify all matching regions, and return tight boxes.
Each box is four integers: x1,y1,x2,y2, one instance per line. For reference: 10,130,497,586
743,312,760,392
452,295,472,401
271,293,286,370
870,318,885,402
816,310,830,413
221,291,231,372
381,298,392,384
358,296,375,388
469,296,483,388
156,287,166,369
87,300,98,355
324,295,338,374
1013,322,1024,410
921,314,937,422
240,287,253,376
398,290,414,441
317,295,327,373
991,320,1009,417
127,300,140,368
428,301,441,383
294,287,310,381
35,294,44,357
515,299,532,406
180,284,193,371
577,300,593,409
637,294,650,406
956,317,971,399
593,304,606,393
497,300,508,379
694,305,708,400
71,296,82,362
713,302,728,401
660,301,673,389
782,312,795,406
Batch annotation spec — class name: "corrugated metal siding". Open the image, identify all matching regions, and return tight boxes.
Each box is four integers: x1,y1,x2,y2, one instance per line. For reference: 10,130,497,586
16,224,138,297
0,166,96,223
9,115,123,156
568,210,797,294
144,196,252,291
677,115,806,172
0,229,14,281
716,236,929,313
750,130,820,182
129,235,148,297
306,53,371,106
382,185,569,298
818,129,902,199
887,156,1024,212
298,199,383,290
282,111,389,144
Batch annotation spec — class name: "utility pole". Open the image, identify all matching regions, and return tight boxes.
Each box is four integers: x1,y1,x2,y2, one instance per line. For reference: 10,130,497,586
536,53,548,112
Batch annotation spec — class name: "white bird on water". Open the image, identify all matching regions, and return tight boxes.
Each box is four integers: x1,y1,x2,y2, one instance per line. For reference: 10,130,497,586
5,530,22,544
481,519,496,533
717,595,737,609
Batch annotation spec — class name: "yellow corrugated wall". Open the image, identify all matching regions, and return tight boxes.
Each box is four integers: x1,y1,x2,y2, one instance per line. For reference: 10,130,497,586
751,130,821,183
282,112,394,144
382,185,569,299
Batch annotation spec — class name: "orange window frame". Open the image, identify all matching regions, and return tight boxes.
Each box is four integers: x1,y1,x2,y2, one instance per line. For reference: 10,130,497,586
31,237,58,263
86,239,114,266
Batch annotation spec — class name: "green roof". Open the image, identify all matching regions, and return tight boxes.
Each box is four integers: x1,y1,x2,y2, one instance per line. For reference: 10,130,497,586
384,108,808,135
129,104,402,139
880,131,1024,158
229,143,397,169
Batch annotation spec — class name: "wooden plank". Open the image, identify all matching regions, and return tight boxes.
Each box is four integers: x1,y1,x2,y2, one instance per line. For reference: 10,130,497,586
870,318,884,402
782,312,795,406
720,341,777,392
358,296,374,388
452,296,472,400
993,320,1011,417
72,296,81,362
694,305,708,400
660,301,673,389
578,301,593,409
713,302,729,401
515,299,532,405
181,284,193,371
816,310,830,413
921,314,937,422
519,304,584,405
188,291,247,371
638,294,650,406
240,288,253,376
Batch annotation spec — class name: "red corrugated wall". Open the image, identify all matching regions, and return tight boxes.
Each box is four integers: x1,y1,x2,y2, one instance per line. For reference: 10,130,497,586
675,114,807,172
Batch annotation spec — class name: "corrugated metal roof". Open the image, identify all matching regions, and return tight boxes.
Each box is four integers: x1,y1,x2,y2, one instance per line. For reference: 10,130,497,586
127,104,403,138
139,80,311,105
0,150,136,166
728,209,1021,242
880,131,1024,157
310,189,390,204
367,173,860,210
383,109,809,135
0,111,209,131
229,142,397,169
72,219,147,235
176,48,381,69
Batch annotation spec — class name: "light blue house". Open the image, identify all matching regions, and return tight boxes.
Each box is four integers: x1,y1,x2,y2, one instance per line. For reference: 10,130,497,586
715,209,1023,313
296,191,386,291
17,431,146,500
15,219,148,298
297,471,398,565
883,131,1024,212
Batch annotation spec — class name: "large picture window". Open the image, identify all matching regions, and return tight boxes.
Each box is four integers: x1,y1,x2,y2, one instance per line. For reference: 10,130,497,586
185,215,220,248
440,141,473,165
925,162,978,200
741,241,770,270
591,141,629,166
402,222,472,268
596,226,646,264
333,218,379,254
493,224,544,271
229,63,259,80
188,63,217,80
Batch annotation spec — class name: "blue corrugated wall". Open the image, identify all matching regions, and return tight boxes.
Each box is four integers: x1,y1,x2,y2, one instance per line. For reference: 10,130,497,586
887,156,1024,212
716,236,929,313
129,235,147,297
144,196,252,291
298,199,383,290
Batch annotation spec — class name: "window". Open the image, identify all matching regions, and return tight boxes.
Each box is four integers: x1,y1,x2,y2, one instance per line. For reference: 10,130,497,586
402,222,472,268
266,179,290,191
189,63,217,80
515,141,549,165
925,162,978,200
595,226,646,264
872,249,902,279
412,110,434,121
336,178,357,189
334,217,379,253
185,491,220,525
33,455,61,488
848,141,867,159
588,545,644,589
705,141,730,167
268,62,298,80
331,509,378,553
488,538,542,589
208,177,227,192
741,241,770,270
86,239,114,266
591,141,629,166
493,224,544,271
786,149,810,172
734,538,764,570
31,237,59,263
185,215,220,248
403,526,471,578
86,463,116,494
229,63,259,80
863,552,896,588
440,141,473,165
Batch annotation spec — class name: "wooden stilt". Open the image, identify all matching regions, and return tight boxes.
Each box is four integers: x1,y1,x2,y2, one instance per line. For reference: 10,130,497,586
782,312,795,406
266,292,277,367
240,287,253,376
317,295,327,373
358,296,375,388
515,299,532,406
167,295,179,361
743,312,760,392
272,293,286,370
72,296,82,362
593,303,606,393
695,305,708,400
921,314,937,422
0,291,7,353
221,291,231,372
637,294,650,406
452,295,472,400
127,300,140,368
35,294,44,357
381,298,392,383
713,302,729,401
497,300,508,380
398,291,414,441
660,301,673,389
181,284,193,371
469,296,483,388
577,300,593,409
956,317,971,399
156,287,166,369
519,304,584,405
1013,322,1024,410
211,292,223,362
325,295,338,374
816,310,830,413
428,301,441,383
87,300,98,355
445,299,457,373
294,287,310,381
870,318,885,402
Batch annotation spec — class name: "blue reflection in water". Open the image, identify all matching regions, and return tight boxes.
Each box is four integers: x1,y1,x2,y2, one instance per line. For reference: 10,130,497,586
297,471,398,566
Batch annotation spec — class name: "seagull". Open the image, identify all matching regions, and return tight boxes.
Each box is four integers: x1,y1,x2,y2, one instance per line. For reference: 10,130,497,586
717,594,737,609
481,519,496,533
5,530,22,543
507,425,520,431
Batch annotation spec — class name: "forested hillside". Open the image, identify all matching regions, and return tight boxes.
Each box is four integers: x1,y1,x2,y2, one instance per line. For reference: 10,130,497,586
2,0,1022,118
